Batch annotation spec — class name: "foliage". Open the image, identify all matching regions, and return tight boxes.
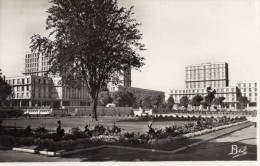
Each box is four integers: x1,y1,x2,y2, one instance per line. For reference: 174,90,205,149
93,125,106,136
150,94,164,108
190,95,203,110
204,87,216,111
0,73,12,104
238,96,250,109
167,95,175,111
99,91,113,106
35,126,48,135
179,96,189,109
112,88,135,107
29,0,145,120
213,97,225,108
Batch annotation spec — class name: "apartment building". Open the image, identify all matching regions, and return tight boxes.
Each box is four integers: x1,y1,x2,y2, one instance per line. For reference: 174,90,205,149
171,62,240,110
5,75,91,108
185,62,229,89
23,52,50,76
171,86,239,109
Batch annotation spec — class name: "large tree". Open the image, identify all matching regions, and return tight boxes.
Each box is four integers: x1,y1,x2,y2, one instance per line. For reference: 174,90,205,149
151,94,164,108
205,87,216,111
190,95,203,111
167,95,175,111
179,96,189,110
29,0,145,120
0,70,12,106
238,96,249,109
112,89,135,107
213,96,225,109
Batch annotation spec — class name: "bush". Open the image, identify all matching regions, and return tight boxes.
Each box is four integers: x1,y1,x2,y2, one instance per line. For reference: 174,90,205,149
93,125,106,136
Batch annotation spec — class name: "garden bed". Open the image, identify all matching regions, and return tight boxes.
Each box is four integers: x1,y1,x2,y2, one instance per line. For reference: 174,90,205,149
0,116,249,153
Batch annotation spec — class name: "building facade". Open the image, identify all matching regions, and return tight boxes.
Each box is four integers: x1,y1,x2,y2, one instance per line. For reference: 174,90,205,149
171,62,241,110
5,52,91,108
5,75,91,108
23,52,50,76
171,86,240,109
119,86,165,98
185,62,229,89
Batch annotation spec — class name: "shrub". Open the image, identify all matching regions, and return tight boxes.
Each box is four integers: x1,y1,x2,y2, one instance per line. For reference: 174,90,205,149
93,125,106,136
35,126,48,135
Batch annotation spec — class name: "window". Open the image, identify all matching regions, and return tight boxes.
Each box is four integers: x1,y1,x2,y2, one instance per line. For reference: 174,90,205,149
249,83,251,87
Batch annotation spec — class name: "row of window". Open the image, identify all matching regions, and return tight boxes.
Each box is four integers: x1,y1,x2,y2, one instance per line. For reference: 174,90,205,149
240,88,257,93
186,64,225,70
238,83,257,88
173,88,235,94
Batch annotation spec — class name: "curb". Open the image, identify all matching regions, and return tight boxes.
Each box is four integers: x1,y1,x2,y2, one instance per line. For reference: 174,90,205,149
9,121,253,156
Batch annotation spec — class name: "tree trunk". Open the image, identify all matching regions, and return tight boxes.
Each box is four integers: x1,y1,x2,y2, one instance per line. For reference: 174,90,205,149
91,97,98,121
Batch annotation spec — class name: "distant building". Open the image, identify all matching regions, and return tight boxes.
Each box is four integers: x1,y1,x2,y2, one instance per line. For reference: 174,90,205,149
171,86,240,109
185,62,229,88
5,75,90,108
171,62,240,110
23,52,50,76
119,86,165,98
237,82,257,110
4,52,91,108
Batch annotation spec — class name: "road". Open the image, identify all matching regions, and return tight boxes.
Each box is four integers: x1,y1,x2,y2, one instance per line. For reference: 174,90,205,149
0,125,256,162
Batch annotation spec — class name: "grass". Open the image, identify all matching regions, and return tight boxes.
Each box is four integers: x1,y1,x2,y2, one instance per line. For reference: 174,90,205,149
1,116,193,134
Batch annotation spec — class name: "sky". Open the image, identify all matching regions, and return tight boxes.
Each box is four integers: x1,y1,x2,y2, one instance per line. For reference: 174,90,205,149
0,0,259,96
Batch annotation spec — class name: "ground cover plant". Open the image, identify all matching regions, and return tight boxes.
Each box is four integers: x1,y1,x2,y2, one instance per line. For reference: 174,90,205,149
0,116,248,151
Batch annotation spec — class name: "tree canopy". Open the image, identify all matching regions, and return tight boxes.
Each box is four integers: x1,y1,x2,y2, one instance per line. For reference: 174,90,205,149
167,95,175,111
29,0,145,120
179,96,189,109
213,96,225,108
190,95,203,110
0,71,12,105
238,96,249,109
204,87,216,111
112,89,135,107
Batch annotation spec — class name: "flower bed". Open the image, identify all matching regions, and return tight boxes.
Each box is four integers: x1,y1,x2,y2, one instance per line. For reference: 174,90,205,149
0,116,248,151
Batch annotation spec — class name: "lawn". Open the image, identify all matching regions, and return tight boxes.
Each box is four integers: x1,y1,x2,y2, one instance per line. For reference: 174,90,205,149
1,116,192,134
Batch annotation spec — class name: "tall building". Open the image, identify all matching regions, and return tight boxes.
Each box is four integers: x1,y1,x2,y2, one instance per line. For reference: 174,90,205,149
23,52,50,76
185,62,229,89
5,52,91,108
171,62,239,110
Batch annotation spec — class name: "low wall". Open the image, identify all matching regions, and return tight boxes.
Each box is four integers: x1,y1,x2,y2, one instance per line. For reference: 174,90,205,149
66,106,134,116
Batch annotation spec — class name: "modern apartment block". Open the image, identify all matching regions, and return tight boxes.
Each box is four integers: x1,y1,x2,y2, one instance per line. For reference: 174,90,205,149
171,86,239,108
171,62,241,110
185,62,229,89
23,52,50,76
4,52,91,108
5,75,90,108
